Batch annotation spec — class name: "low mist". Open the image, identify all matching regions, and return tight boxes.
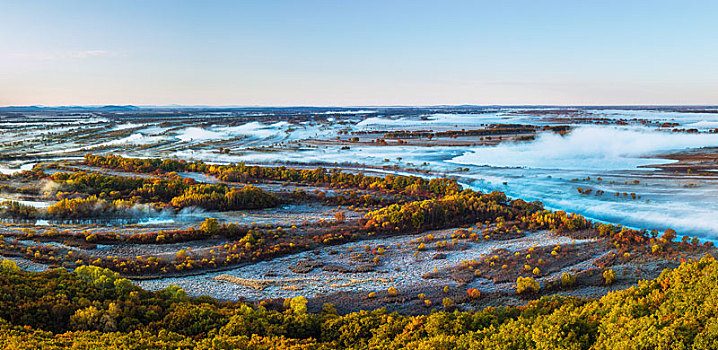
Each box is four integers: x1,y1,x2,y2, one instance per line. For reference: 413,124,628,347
451,126,718,170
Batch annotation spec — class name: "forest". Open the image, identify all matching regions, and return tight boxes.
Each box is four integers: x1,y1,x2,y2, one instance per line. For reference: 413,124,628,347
1,254,717,349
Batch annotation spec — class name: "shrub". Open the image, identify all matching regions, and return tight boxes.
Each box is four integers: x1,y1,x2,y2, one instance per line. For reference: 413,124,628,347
516,276,540,294
661,229,677,243
0,259,20,273
289,296,307,315
603,269,616,285
560,272,576,287
199,218,220,234
467,288,481,299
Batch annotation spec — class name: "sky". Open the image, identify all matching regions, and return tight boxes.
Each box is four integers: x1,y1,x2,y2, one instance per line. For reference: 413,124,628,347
1,0,717,106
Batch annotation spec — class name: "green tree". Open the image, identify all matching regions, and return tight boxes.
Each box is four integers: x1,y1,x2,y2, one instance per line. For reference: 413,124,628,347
517,276,540,294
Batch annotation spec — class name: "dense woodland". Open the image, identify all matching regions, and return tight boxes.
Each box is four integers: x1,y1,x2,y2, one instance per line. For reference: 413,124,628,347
1,255,718,349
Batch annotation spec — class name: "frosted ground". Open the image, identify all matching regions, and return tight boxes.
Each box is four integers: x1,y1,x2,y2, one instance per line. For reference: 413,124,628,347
136,230,589,301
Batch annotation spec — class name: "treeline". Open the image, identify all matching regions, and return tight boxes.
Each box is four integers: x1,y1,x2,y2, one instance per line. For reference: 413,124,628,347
2,255,718,348
291,188,390,208
383,125,537,139
524,210,593,232
0,219,353,276
9,171,280,219
0,201,38,219
362,190,525,233
51,171,146,198
0,197,136,220
53,171,279,210
170,184,279,211
46,196,136,219
83,154,462,198
53,170,388,212
10,220,254,246
0,168,46,181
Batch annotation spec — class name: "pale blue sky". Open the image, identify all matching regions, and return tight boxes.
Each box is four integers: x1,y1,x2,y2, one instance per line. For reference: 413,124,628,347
1,0,716,106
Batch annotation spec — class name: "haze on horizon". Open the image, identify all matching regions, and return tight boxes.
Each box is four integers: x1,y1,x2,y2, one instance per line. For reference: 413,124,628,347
1,0,717,107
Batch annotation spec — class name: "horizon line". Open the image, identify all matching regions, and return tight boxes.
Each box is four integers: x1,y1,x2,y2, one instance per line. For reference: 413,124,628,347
2,104,718,109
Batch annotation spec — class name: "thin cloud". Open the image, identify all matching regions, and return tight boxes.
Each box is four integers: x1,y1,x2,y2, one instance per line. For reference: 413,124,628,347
10,50,117,61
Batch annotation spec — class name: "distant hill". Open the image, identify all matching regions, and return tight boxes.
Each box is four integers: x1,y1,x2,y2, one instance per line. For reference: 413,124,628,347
0,105,140,113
